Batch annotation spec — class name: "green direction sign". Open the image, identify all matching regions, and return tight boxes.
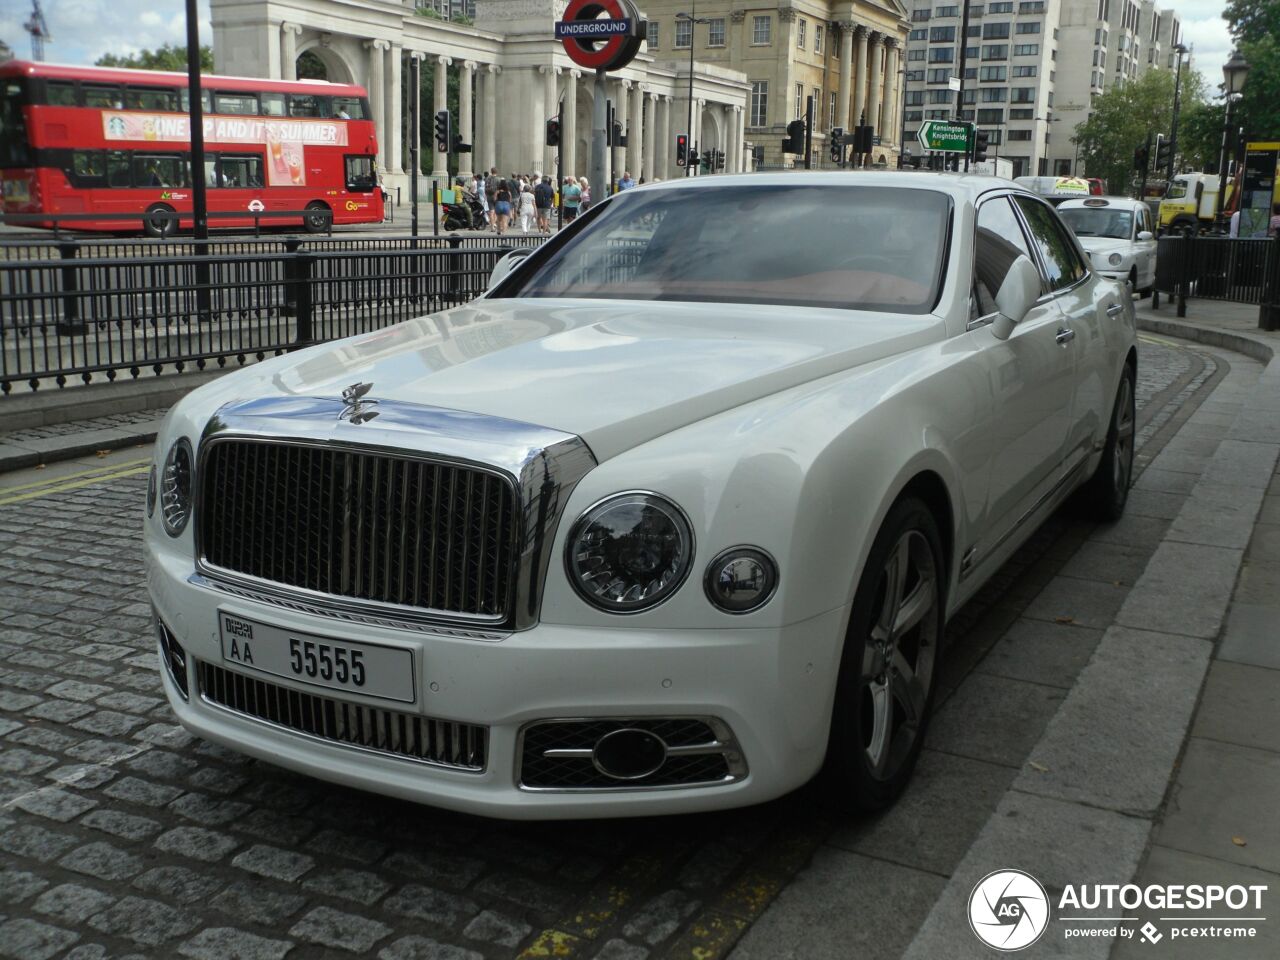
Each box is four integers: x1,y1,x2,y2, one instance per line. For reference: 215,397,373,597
917,120,971,153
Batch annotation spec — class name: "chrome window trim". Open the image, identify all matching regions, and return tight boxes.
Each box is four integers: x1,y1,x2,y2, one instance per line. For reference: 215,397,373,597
194,396,597,633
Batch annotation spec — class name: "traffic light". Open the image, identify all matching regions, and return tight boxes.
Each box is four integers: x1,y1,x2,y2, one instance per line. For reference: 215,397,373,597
1133,142,1150,172
701,149,713,170
545,117,560,147
1155,135,1174,171
610,120,626,147
852,125,874,155
434,110,451,153
830,126,844,164
676,134,688,166
971,128,990,163
715,149,725,170
782,118,806,154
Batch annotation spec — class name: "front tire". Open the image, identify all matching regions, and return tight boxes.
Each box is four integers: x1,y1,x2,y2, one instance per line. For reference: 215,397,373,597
303,201,331,234
822,497,945,814
143,203,177,238
1080,363,1136,521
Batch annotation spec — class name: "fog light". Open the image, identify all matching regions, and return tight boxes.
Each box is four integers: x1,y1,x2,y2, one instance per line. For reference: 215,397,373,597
704,546,778,614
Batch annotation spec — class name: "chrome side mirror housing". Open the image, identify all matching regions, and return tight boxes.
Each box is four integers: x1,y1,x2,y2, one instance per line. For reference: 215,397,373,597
1136,230,1155,241
487,248,533,291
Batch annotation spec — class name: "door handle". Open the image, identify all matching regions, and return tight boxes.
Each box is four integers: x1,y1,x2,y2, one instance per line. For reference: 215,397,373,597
1056,327,1076,345
1106,303,1124,317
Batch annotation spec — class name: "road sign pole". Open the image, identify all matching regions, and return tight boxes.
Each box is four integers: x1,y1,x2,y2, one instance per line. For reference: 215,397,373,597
804,96,814,170
591,71,608,207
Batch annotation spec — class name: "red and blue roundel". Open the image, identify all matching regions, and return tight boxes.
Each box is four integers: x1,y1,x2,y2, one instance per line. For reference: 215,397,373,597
556,0,644,71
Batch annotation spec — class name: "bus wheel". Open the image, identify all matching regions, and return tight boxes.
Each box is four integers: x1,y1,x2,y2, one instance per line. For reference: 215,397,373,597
303,202,331,234
143,204,177,239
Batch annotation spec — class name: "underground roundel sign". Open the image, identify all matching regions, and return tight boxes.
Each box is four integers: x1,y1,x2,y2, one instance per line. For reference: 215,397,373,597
556,0,644,71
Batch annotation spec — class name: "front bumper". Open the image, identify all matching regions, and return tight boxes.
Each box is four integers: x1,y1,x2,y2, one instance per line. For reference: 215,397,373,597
147,529,846,819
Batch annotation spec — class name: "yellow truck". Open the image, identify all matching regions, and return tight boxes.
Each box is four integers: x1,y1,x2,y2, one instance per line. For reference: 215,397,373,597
1157,173,1233,234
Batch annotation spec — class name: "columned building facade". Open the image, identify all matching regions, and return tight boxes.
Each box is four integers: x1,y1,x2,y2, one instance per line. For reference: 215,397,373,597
211,0,752,192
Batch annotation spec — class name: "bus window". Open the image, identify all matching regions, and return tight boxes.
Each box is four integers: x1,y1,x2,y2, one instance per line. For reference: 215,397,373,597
133,154,190,188
179,89,213,114
127,87,180,112
70,151,108,187
288,94,324,117
204,157,219,187
260,92,286,116
219,153,264,188
214,93,259,115
84,83,124,109
45,80,77,106
345,156,376,193
333,97,364,120
107,151,132,187
0,79,31,167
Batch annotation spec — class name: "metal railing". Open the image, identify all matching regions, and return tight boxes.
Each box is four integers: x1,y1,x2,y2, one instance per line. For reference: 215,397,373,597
0,234,549,394
1152,235,1280,318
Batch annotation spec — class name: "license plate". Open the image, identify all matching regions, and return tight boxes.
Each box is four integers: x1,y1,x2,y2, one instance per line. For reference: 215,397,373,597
218,612,414,703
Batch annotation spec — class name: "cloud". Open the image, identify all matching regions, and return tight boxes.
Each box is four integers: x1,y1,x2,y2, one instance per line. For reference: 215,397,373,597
1,0,212,65
1179,16,1236,91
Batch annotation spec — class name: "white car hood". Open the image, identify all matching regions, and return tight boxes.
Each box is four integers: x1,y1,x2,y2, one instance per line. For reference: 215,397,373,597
1076,236,1131,257
203,298,944,461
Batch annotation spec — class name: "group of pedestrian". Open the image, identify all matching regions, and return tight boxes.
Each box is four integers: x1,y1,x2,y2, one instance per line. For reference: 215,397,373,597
458,168,595,236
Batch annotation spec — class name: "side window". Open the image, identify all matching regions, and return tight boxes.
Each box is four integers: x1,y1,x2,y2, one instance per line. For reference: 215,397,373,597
84,83,123,109
132,154,190,188
127,87,180,112
180,89,213,113
214,92,259,115
69,150,107,187
288,95,323,117
219,153,264,187
344,155,376,192
1013,197,1087,291
333,97,364,120
260,93,287,116
45,81,77,106
106,151,131,187
973,196,1035,319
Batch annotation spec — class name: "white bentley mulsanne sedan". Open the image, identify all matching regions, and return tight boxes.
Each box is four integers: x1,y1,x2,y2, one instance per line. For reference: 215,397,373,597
145,173,1137,819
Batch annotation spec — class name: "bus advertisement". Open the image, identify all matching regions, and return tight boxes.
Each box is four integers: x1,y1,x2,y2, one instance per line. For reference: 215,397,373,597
0,60,384,235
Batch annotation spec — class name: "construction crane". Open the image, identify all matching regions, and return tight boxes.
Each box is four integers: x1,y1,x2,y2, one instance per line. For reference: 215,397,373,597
24,0,52,61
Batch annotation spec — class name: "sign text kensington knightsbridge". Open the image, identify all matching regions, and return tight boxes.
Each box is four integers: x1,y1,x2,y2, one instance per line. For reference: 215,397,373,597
967,869,1268,952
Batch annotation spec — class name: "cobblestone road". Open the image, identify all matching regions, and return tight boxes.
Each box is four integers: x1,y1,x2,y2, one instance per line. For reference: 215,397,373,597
0,338,1223,960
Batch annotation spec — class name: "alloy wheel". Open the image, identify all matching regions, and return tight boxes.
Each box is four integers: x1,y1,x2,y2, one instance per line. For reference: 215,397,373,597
1113,374,1135,494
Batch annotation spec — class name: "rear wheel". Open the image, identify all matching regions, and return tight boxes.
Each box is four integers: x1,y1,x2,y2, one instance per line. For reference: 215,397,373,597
303,201,331,234
143,203,177,239
822,497,945,814
1080,363,1136,521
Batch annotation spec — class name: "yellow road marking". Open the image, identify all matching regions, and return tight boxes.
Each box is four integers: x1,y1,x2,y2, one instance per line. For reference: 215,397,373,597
1138,333,1183,348
0,464,149,505
0,456,152,494
515,930,584,959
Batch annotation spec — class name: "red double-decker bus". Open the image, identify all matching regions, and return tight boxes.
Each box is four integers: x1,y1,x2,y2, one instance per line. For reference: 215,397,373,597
0,60,383,235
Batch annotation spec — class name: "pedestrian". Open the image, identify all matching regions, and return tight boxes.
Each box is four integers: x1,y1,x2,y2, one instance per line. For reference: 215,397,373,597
474,172,490,229
1270,202,1280,238
534,175,554,233
618,170,636,190
578,177,591,212
494,179,513,235
486,168,499,230
562,175,581,222
518,184,536,233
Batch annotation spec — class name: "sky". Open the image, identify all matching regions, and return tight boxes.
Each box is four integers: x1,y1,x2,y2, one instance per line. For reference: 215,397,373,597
0,0,1237,91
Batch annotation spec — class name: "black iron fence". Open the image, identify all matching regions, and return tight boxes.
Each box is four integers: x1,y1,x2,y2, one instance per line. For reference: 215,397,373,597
0,234,549,394
1153,235,1280,318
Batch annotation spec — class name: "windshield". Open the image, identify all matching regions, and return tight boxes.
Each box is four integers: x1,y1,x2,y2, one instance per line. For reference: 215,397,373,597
1058,207,1133,240
504,185,952,313
1164,180,1189,200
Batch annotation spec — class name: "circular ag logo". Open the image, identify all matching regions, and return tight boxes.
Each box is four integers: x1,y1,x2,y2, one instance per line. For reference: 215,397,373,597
968,869,1050,951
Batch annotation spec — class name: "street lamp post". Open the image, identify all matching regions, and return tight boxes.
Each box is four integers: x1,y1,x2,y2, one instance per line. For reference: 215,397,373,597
1212,49,1250,234
675,9,709,177
1167,42,1188,180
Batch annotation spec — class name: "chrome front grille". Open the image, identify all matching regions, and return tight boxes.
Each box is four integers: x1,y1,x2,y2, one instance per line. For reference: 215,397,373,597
198,440,517,620
197,660,486,771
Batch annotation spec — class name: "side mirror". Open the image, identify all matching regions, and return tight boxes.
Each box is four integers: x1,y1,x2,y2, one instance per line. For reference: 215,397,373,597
487,248,533,291
991,255,1042,340
1136,230,1154,241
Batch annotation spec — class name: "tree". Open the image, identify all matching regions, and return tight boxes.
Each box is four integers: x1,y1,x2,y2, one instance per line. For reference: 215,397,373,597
96,44,213,72
1223,0,1280,142
1074,68,1208,194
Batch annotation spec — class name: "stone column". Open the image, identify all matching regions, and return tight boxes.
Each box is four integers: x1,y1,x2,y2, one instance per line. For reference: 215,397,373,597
388,44,404,175
628,82,644,178
836,21,854,129
884,41,900,146
736,106,747,170
481,65,499,174
656,95,671,178
540,65,560,176
852,27,869,127
694,98,705,169
868,33,884,137
563,69,580,177
613,79,630,183
280,23,301,81
458,60,475,180
366,40,389,171
432,55,453,180
642,91,657,181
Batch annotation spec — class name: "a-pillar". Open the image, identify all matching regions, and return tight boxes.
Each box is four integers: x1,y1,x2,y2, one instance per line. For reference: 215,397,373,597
280,23,301,81
884,41,900,147
365,40,389,172
867,34,885,140
836,21,854,129
481,65,499,173
642,91,657,181
432,55,452,180
628,82,644,178
388,43,403,175
540,65,560,176
852,26,868,127
563,69,580,177
458,61,475,180
655,95,671,178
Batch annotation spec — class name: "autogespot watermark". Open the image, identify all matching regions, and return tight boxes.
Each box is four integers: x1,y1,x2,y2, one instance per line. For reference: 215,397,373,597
967,870,1268,951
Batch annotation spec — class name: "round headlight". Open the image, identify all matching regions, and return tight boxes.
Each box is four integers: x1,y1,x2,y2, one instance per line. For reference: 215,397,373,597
565,492,693,613
704,547,779,614
146,464,157,517
1108,252,1123,266
160,438,194,537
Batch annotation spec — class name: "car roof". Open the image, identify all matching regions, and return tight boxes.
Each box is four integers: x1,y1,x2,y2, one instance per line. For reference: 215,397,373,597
630,171,1032,201
1056,196,1146,209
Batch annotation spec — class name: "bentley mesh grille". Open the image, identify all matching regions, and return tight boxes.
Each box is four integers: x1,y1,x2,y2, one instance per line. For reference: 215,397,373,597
199,440,517,619
197,660,486,771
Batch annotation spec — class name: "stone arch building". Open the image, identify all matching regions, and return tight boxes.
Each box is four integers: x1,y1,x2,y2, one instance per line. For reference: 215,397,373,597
211,0,754,193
